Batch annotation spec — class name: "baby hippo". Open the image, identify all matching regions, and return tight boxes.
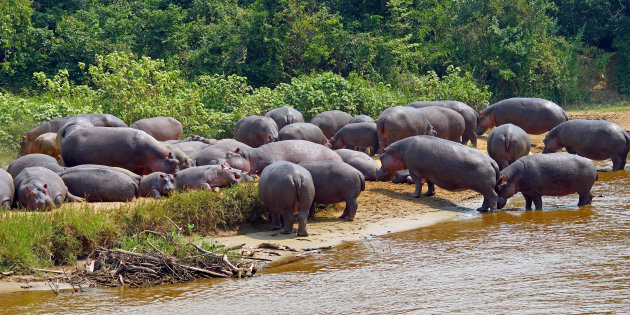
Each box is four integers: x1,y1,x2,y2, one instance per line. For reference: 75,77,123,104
14,167,83,210
487,124,531,170
139,172,177,197
0,169,14,208
300,160,365,221
176,165,249,191
258,161,315,236
495,153,598,210
330,122,379,156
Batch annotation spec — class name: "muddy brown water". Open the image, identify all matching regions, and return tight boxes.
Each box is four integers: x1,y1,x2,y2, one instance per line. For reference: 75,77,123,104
1,161,629,314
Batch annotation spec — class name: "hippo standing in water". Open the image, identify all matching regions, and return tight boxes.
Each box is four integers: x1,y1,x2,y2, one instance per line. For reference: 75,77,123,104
258,161,315,236
487,124,531,170
0,169,14,208
349,115,375,124
543,119,630,172
334,149,379,181
495,153,598,210
175,165,252,191
195,140,251,166
300,161,365,221
61,127,179,175
277,123,330,147
414,106,465,142
476,97,567,135
377,136,499,212
7,154,64,178
265,106,305,130
310,110,353,138
234,115,279,148
224,140,343,175
13,167,83,210
408,100,479,146
376,106,434,150
139,172,177,197
130,116,183,141
330,122,379,156
60,167,138,202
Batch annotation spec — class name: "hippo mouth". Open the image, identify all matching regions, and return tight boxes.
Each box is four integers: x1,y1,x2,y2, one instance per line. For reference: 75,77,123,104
376,168,395,181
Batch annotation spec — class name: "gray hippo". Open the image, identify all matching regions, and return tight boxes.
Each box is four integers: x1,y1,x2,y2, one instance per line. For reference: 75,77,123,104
20,113,126,156
0,169,14,208
139,172,177,197
258,161,315,236
224,140,343,175
377,136,499,212
349,114,375,124
414,106,465,142
392,170,414,184
310,110,353,138
130,116,183,141
7,154,64,178
195,140,252,166
408,100,479,146
170,141,212,160
60,167,138,202
277,122,330,147
61,127,179,175
31,133,60,159
61,164,142,184
300,161,365,221
265,106,304,130
543,119,630,171
234,115,279,148
476,97,567,135
495,153,597,210
55,117,94,150
487,124,531,170
330,122,379,156
376,106,434,150
14,167,83,210
334,149,379,181
163,143,195,169
175,165,250,191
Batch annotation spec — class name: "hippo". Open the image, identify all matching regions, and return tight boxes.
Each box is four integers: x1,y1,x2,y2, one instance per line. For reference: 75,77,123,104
300,161,365,221
224,140,343,175
234,115,279,148
55,117,94,150
170,141,211,160
487,124,531,170
310,110,353,138
61,127,179,175
7,154,64,178
349,115,375,124
163,143,195,169
0,169,14,208
542,119,630,172
138,172,177,198
175,165,251,191
414,106,465,142
475,97,567,135
20,113,126,156
258,161,315,236
334,149,379,181
60,167,138,202
376,106,434,150
377,136,499,212
392,170,414,184
60,164,142,184
31,133,61,159
407,100,479,146
195,140,252,166
330,122,379,156
265,106,305,130
13,167,83,210
495,153,598,210
130,116,183,141
277,122,330,147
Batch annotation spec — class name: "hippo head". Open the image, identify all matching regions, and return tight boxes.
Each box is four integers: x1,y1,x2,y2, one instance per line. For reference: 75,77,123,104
151,152,180,174
494,175,517,209
224,148,251,173
329,136,345,150
22,184,54,210
542,134,562,154
158,173,177,195
376,148,405,181
475,111,495,135
207,164,244,188
18,136,34,157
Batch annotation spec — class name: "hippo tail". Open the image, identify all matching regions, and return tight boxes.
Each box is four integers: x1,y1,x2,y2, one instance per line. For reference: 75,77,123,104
624,129,630,153
360,173,365,192
491,160,500,183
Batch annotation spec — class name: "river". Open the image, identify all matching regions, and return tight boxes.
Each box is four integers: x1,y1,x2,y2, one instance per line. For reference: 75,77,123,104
1,161,629,314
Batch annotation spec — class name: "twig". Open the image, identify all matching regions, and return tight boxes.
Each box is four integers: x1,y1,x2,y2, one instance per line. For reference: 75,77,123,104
47,282,59,296
189,243,221,258
240,257,273,262
178,264,230,278
164,216,182,233
146,239,165,256
62,267,78,293
34,268,68,275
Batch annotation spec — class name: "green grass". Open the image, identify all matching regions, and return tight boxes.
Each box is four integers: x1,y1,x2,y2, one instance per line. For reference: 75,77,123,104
564,100,630,112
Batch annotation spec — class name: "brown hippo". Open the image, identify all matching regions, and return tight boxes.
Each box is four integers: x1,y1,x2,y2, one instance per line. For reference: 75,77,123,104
258,161,315,236
14,167,83,210
195,140,252,166
377,136,499,212
31,133,60,159
300,161,365,221
234,115,279,148
495,153,598,210
543,119,630,172
130,116,183,141
163,143,195,169
60,167,139,202
139,172,177,198
278,122,330,147
476,97,567,135
334,149,379,181
330,122,379,156
224,140,343,175
265,106,305,130
376,106,435,150
0,169,14,208
414,106,465,142
487,124,531,170
408,100,479,146
7,154,64,178
311,110,353,138
61,127,179,175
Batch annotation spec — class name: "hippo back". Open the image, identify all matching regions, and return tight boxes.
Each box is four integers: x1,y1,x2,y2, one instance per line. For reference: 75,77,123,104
130,116,183,141
7,154,64,178
0,169,14,207
483,98,567,134
265,106,305,130
60,167,138,202
310,110,353,138
278,122,329,146
234,116,279,148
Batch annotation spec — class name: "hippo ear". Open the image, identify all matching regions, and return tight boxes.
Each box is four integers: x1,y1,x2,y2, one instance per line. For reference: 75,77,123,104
43,184,47,189
168,152,173,158
226,151,233,157
235,148,241,154
220,164,226,169
173,173,177,178
160,174,164,178
25,187,30,193
22,135,27,140
498,175,508,183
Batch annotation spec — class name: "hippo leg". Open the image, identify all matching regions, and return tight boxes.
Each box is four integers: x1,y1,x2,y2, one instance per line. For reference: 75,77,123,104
528,191,543,210
296,210,308,237
270,212,282,230
54,194,63,206
611,155,626,171
340,198,358,221
523,194,533,210
370,142,379,157
280,211,294,234
65,192,84,202
577,191,593,207
476,189,497,212
409,171,424,198
152,188,163,198
424,181,436,197
308,203,316,219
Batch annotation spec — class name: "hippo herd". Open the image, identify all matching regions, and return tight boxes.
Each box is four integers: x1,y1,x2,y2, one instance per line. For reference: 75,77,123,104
1,97,629,237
